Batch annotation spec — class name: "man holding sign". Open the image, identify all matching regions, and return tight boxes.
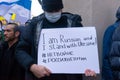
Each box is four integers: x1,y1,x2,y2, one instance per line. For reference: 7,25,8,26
16,0,97,80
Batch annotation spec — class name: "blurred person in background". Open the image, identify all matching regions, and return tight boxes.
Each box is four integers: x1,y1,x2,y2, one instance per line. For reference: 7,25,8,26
0,23,25,80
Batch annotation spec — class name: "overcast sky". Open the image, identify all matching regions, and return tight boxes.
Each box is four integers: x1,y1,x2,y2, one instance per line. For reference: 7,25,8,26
31,0,43,18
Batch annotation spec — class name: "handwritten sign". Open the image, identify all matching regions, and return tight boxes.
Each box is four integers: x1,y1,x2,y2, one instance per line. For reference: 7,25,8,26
38,27,100,74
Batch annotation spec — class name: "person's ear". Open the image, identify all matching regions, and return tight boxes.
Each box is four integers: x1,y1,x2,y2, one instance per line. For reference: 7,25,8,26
15,31,20,37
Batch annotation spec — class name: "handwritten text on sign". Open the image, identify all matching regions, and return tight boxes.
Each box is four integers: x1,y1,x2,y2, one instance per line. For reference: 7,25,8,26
38,27,100,73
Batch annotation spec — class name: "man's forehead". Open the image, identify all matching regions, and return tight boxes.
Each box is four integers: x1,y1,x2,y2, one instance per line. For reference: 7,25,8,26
4,25,14,30
5,24,14,28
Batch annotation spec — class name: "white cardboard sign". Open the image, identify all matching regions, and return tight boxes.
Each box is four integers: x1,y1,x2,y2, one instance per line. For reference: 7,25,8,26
38,27,100,74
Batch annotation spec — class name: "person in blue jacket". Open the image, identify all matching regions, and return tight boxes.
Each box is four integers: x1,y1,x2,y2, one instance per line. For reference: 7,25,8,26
108,20,120,80
102,6,120,80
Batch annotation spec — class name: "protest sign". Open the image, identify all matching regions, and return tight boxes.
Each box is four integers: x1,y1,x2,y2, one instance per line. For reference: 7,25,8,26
38,27,100,74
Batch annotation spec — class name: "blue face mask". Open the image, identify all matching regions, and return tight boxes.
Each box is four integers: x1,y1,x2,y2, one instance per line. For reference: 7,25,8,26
45,11,61,23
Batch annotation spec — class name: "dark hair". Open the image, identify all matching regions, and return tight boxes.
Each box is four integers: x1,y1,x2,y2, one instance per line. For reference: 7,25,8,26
7,23,19,32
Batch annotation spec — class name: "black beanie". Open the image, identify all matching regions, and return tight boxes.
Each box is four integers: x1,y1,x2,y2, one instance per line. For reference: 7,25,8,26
41,0,63,12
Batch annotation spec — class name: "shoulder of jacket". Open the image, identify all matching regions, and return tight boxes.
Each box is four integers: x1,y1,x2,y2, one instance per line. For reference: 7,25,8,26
25,13,45,26
62,12,82,22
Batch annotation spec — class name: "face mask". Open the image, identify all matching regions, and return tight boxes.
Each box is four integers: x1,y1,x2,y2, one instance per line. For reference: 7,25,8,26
45,11,61,23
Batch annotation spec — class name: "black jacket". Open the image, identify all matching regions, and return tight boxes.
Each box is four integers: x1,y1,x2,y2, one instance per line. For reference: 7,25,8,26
0,42,25,80
16,12,83,80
